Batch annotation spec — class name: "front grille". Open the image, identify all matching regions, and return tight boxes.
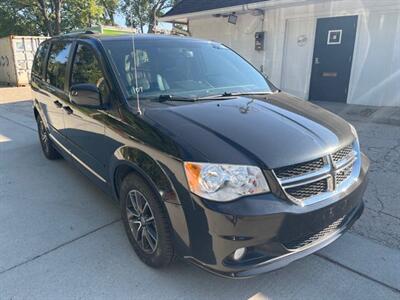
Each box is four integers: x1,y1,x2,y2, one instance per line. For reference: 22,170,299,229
332,144,353,163
286,178,328,200
284,216,345,250
274,158,325,179
273,142,358,205
336,163,353,186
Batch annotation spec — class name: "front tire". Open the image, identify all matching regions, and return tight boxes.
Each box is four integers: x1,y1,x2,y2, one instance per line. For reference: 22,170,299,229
120,173,175,268
36,115,61,160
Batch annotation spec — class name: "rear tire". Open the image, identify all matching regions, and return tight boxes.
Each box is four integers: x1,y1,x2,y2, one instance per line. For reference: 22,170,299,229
36,115,61,160
120,172,175,268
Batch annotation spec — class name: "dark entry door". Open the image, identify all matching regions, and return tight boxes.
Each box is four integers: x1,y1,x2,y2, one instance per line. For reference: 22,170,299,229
309,15,358,102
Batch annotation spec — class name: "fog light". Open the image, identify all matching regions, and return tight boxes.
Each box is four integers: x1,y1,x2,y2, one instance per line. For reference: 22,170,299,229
233,247,246,261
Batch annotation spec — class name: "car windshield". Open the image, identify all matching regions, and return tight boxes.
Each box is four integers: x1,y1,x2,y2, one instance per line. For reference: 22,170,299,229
102,37,272,102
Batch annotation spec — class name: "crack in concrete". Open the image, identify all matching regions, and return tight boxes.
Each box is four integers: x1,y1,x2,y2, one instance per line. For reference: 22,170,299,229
366,181,385,212
350,226,400,254
315,253,400,294
384,139,400,170
0,219,121,276
366,141,400,174
365,206,400,221
0,113,37,132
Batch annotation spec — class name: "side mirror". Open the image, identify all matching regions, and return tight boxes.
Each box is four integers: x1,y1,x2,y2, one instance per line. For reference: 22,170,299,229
70,83,102,108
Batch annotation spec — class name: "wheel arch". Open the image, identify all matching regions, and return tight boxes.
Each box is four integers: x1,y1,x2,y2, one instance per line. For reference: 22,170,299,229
111,146,192,256
32,100,48,128
111,146,182,206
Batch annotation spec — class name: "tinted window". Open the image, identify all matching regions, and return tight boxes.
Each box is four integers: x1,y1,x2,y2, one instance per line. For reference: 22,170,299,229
32,42,49,78
46,41,72,90
71,44,109,99
71,44,104,85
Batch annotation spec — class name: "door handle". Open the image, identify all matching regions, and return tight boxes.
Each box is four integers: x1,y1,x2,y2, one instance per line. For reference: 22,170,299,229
63,106,73,115
314,57,320,64
54,100,63,108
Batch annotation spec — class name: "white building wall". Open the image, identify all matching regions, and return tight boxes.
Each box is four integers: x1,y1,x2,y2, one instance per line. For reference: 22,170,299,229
190,13,266,71
188,0,400,107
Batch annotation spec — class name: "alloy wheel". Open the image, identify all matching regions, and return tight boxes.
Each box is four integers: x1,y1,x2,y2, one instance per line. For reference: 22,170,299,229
126,189,158,254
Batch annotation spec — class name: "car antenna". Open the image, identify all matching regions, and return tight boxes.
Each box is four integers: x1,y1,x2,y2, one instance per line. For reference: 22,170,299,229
130,3,142,115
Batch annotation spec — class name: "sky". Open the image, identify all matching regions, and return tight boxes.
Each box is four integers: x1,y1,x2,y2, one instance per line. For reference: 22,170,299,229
115,13,125,26
114,12,172,31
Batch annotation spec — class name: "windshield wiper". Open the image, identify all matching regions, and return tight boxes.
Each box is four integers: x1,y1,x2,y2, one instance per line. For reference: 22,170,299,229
157,94,198,102
230,91,275,96
140,91,276,102
198,91,274,100
197,93,238,100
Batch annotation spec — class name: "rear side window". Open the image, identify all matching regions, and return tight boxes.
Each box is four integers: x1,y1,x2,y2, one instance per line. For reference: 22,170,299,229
46,41,72,90
32,42,49,78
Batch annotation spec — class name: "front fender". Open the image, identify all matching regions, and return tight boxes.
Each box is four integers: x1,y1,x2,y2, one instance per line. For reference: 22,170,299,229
110,146,183,204
110,146,193,255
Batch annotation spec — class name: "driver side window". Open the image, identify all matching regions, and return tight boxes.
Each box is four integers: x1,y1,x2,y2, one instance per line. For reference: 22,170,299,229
71,44,109,102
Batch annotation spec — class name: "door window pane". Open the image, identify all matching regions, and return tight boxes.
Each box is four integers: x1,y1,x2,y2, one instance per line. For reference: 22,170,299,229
46,42,72,90
71,44,109,100
71,44,104,86
32,42,49,78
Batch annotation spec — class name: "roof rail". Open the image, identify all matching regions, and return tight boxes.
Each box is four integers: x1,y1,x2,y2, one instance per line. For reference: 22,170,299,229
67,26,136,36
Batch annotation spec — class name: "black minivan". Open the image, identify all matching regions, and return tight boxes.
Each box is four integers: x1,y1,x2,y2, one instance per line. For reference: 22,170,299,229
31,33,369,278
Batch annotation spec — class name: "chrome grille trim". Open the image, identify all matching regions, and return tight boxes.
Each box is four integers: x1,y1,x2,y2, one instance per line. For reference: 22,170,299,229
273,141,361,206
335,150,357,169
336,161,354,186
278,160,331,185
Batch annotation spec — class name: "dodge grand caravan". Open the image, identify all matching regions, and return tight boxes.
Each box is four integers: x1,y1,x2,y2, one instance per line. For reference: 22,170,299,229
31,33,369,278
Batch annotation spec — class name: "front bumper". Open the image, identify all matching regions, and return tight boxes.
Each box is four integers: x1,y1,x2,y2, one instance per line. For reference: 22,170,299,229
182,154,369,278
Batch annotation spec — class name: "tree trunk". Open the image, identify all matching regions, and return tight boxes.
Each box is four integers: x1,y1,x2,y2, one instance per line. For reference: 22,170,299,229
147,23,154,33
106,11,115,25
101,1,115,25
53,0,62,35
147,7,157,33
148,0,170,33
37,0,53,36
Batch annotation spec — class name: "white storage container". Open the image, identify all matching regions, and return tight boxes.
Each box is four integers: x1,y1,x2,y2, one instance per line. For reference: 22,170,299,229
0,35,48,86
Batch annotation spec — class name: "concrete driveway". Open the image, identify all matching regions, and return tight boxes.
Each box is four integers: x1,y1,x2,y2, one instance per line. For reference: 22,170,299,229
0,99,399,299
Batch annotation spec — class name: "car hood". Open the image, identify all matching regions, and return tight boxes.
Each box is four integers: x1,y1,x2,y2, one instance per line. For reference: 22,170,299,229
144,93,355,169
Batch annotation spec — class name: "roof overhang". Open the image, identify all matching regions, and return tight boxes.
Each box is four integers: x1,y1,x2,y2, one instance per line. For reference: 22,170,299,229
159,0,329,22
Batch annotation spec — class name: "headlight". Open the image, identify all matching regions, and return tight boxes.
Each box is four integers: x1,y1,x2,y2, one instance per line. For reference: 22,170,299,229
184,162,270,201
